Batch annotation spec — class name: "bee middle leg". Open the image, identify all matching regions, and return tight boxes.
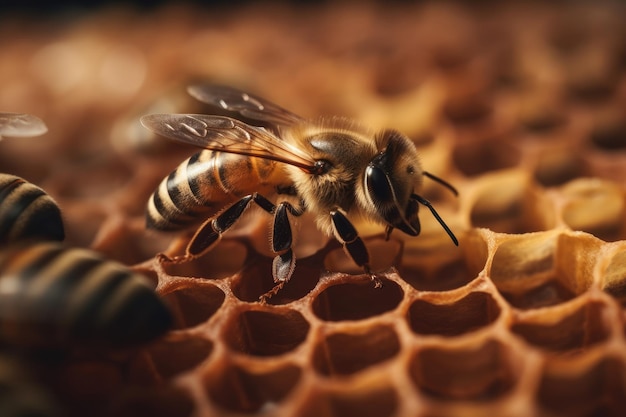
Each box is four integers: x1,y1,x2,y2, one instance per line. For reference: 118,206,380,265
253,194,306,301
330,209,381,288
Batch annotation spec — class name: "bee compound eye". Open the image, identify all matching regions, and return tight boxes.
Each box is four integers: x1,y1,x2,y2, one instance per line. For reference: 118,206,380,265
365,164,394,204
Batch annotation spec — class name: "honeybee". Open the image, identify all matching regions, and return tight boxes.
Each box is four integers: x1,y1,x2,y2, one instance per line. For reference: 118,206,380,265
142,84,458,298
0,174,64,245
0,112,47,140
0,241,172,348
0,116,171,349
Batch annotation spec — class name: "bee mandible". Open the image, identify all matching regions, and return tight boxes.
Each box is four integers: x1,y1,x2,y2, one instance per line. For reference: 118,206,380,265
142,84,458,299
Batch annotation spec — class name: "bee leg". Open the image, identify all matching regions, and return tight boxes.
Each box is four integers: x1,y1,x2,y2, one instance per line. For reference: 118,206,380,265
330,210,382,288
252,195,305,301
270,203,297,283
260,249,294,303
384,225,394,241
180,195,255,260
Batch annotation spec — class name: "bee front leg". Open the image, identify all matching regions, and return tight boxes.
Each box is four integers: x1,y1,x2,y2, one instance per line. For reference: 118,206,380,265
329,210,381,288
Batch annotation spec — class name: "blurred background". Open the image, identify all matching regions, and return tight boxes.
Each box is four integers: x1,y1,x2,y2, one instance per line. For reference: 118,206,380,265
0,2,625,416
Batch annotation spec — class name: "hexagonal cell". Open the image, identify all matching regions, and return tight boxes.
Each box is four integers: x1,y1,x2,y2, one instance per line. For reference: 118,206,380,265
298,384,398,417
564,47,619,103
372,56,428,97
554,232,604,295
146,337,214,380
451,137,521,178
409,338,519,401
312,324,400,376
232,254,322,305
490,232,602,309
222,308,310,356
161,240,247,280
588,108,626,152
516,90,567,135
490,233,549,305
408,291,500,337
161,283,225,329
599,243,626,305
399,231,488,292
547,12,589,55
312,278,403,322
560,178,625,242
511,300,611,354
469,171,555,234
324,237,402,276
205,362,301,414
533,147,584,187
537,356,626,416
501,280,577,310
442,83,492,125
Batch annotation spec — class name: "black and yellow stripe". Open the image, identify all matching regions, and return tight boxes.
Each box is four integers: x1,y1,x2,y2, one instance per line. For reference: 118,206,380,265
0,174,64,244
147,151,220,230
0,242,172,348
147,150,277,231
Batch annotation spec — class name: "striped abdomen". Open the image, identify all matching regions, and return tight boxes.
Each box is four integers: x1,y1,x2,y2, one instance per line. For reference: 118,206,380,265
147,149,284,231
0,174,64,244
0,242,172,348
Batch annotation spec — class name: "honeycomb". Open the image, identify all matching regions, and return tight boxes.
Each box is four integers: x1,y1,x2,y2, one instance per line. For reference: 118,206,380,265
1,2,626,416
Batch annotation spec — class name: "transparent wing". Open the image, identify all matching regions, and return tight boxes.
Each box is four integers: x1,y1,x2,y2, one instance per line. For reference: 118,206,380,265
141,113,316,171
187,84,305,126
0,113,47,139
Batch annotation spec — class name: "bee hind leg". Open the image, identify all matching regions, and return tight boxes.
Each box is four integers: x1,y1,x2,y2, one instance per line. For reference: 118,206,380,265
329,210,381,288
178,195,255,261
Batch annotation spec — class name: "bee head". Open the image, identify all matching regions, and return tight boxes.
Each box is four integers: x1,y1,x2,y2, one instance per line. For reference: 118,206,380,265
364,130,423,236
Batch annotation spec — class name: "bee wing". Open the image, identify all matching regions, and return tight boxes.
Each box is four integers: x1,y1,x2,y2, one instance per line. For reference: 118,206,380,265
0,113,47,139
187,84,305,126
140,113,316,171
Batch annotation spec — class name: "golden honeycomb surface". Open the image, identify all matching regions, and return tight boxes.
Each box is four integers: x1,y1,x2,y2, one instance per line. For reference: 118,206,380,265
1,2,626,416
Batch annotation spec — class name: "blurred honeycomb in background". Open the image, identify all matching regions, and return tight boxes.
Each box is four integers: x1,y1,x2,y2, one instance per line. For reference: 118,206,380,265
1,1,626,416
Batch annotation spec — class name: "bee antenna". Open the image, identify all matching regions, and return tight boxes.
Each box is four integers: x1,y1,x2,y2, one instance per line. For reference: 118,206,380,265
411,193,459,246
422,171,458,196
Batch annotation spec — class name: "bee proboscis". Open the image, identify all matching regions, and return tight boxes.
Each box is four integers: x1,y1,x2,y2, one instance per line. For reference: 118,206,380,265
142,84,458,300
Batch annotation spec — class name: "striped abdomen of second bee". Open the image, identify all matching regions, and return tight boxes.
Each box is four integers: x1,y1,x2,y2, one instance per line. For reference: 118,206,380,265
0,174,64,244
0,242,172,348
147,150,284,231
